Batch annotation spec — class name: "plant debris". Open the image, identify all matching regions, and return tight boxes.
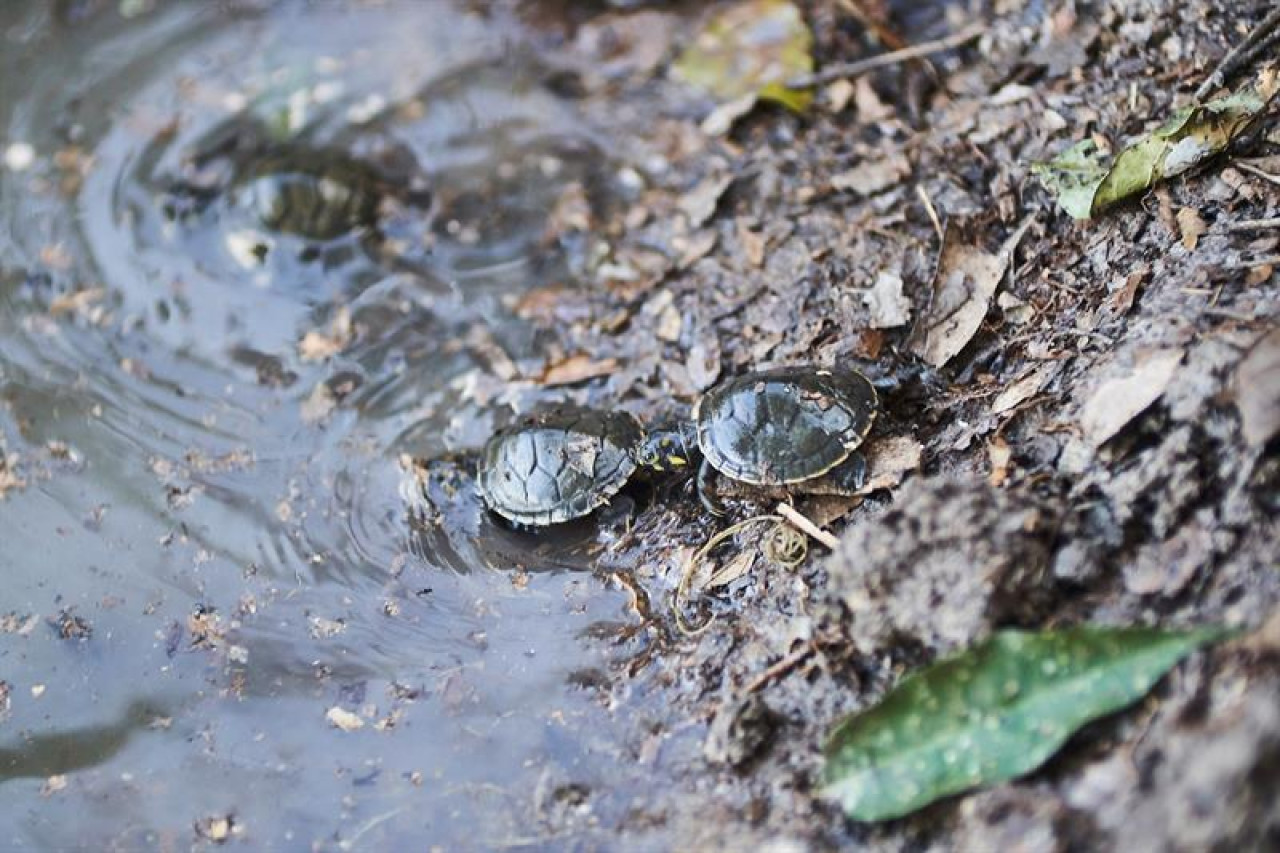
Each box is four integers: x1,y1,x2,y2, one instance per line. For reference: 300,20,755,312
909,219,1030,367
1034,69,1279,220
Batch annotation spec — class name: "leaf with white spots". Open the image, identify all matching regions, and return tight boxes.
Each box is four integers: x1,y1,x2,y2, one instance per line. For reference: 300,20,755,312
821,625,1229,822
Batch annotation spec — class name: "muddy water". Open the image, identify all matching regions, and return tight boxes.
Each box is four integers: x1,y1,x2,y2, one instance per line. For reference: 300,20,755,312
0,3,648,847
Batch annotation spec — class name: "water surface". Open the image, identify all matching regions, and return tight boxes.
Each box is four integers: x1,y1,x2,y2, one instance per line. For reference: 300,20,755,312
0,2,650,846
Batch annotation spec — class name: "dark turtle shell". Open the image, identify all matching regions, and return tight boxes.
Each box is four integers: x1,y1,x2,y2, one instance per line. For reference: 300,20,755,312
476,407,643,526
693,367,877,486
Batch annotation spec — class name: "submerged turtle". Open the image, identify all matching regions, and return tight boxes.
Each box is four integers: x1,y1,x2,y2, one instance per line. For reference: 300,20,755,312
477,407,644,527
639,366,879,512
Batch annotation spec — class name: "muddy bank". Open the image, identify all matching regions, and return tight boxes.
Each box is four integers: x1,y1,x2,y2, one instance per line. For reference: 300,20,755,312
512,0,1280,848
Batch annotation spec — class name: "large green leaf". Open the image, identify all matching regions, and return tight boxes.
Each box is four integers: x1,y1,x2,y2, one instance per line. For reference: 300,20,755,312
671,0,813,113
1033,70,1276,220
821,625,1230,822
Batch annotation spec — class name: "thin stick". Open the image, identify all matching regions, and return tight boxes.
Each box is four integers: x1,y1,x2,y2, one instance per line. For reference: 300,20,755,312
1193,7,1280,101
1234,162,1280,188
1221,217,1280,232
916,184,945,243
774,503,839,550
744,644,816,693
1221,255,1280,269
788,23,987,89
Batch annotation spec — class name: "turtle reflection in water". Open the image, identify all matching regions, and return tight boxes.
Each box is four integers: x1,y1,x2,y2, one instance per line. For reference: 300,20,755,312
639,366,879,514
163,119,432,247
233,149,395,241
476,366,879,526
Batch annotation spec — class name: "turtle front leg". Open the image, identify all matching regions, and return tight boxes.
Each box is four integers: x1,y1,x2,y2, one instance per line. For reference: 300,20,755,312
823,451,868,496
697,458,727,516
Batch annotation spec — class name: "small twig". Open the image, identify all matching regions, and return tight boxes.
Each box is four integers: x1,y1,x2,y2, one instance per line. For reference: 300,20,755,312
1202,307,1264,323
1221,255,1280,269
1193,7,1280,101
1220,217,1280,232
1234,161,1280,188
788,22,986,89
916,184,945,243
774,503,839,550
744,643,816,694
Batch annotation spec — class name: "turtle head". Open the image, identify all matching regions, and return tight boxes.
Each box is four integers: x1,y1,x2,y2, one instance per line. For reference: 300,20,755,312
636,422,698,474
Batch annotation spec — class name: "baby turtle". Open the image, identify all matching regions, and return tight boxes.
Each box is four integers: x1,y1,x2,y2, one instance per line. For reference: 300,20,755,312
477,407,644,527
640,366,878,512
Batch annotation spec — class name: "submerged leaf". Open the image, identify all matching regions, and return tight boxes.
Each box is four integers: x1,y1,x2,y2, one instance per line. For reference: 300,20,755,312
672,0,813,113
821,625,1229,822
1034,70,1277,219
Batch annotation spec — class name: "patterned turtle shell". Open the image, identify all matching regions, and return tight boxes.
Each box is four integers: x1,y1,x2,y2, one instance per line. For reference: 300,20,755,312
476,407,643,526
693,366,877,486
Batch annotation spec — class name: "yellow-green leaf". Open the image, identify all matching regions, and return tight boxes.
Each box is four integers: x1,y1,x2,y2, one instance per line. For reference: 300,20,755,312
672,0,813,113
821,625,1231,822
1033,70,1277,219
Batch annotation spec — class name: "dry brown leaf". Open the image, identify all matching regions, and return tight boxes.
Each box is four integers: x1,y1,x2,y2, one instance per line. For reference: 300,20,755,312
853,76,894,123
1245,264,1274,287
706,550,756,590
831,152,909,197
909,222,1021,367
824,78,855,113
680,173,733,228
1080,348,1182,446
1107,265,1149,314
992,362,1060,415
540,354,618,387
1233,327,1280,447
655,305,682,342
678,230,719,268
862,269,911,329
737,219,767,267
987,436,1013,487
1176,207,1207,250
700,93,758,136
858,435,924,493
846,328,885,360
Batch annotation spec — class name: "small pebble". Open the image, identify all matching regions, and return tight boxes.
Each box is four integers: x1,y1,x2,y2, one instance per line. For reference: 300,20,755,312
4,142,35,172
